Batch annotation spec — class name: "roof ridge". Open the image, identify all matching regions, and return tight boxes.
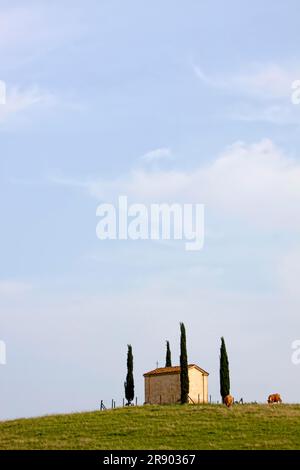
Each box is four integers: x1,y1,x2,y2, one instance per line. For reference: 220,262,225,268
144,364,209,377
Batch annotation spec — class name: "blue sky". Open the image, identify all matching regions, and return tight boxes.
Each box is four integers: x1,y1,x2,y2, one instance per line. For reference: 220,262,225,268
1,0,300,419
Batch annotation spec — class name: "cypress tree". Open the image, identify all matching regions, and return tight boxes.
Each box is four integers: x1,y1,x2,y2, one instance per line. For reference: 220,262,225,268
180,322,189,404
220,337,230,403
165,341,172,367
124,344,134,405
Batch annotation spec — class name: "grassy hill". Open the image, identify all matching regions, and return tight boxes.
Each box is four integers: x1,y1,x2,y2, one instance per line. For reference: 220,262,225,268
1,404,300,450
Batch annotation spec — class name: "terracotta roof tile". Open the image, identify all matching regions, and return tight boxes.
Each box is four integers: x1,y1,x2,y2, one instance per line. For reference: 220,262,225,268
143,364,209,377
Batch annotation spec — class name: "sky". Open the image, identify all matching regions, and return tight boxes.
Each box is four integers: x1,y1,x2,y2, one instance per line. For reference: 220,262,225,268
1,0,300,420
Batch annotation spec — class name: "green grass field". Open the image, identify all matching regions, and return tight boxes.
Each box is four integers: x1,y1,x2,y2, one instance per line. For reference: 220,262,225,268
0,404,299,450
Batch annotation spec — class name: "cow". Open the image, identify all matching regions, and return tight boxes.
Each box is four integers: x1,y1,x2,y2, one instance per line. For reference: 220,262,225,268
224,395,234,407
267,393,282,404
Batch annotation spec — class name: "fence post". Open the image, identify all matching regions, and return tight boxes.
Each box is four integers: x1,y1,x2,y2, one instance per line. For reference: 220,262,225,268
135,397,137,406
100,400,106,411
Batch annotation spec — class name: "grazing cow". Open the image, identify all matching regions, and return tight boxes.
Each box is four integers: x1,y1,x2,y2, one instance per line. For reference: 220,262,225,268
224,395,234,407
267,393,282,404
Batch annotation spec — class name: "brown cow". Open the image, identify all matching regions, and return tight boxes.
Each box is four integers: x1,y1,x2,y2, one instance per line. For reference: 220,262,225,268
224,395,234,407
268,393,282,404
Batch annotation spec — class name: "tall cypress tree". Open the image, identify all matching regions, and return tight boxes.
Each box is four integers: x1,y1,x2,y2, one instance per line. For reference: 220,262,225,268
180,322,189,404
220,337,230,403
124,344,134,405
165,341,172,367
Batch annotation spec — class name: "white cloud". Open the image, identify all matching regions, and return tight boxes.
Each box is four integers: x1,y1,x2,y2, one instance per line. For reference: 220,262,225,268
55,139,300,231
233,63,298,99
0,281,33,296
141,147,172,162
198,139,300,229
191,64,215,86
229,104,300,125
0,86,56,125
193,62,300,100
